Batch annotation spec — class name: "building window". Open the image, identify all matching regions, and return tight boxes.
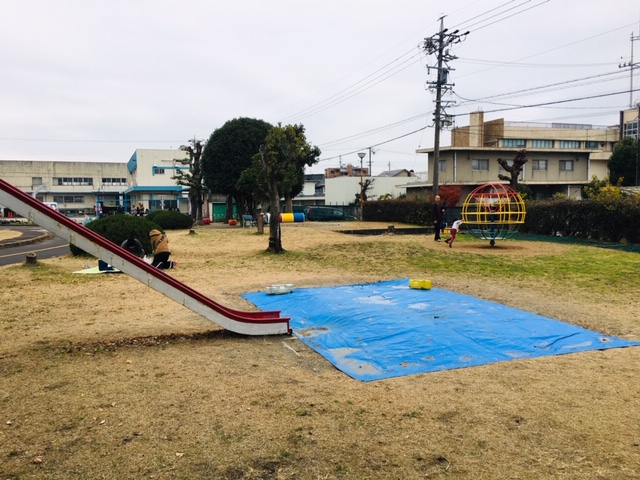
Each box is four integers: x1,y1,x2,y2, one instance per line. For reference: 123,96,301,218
585,141,599,149
502,139,526,148
623,120,638,138
53,195,85,204
471,159,489,171
53,177,93,186
532,159,548,171
102,177,127,186
559,160,574,171
32,177,43,186
153,167,165,175
559,140,580,149
531,139,553,148
438,159,446,172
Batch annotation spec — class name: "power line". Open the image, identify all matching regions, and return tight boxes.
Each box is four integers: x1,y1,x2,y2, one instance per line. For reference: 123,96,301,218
456,70,635,105
457,21,640,81
318,126,429,164
320,113,430,148
456,0,551,33
454,88,640,116
280,1,551,126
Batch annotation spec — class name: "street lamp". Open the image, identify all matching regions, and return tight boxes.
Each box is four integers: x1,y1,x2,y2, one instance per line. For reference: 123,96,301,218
358,152,366,219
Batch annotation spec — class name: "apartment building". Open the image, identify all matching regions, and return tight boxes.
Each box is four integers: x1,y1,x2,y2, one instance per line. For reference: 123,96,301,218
410,110,622,201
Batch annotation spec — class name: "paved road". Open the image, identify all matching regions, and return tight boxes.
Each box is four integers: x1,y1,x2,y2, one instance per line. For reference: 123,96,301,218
0,226,70,267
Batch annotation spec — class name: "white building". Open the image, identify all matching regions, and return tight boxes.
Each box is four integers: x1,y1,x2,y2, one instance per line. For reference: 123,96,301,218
324,175,408,205
125,149,190,213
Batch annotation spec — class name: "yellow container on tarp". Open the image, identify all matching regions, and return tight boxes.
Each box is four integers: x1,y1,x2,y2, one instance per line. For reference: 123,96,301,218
409,279,432,290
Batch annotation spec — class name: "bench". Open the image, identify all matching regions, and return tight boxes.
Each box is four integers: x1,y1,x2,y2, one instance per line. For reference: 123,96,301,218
242,214,257,228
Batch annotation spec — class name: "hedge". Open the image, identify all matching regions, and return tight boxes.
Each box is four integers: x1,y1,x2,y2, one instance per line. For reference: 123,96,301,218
366,197,640,244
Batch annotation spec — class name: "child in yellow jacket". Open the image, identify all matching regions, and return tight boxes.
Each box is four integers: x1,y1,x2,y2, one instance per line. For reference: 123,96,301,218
149,229,176,269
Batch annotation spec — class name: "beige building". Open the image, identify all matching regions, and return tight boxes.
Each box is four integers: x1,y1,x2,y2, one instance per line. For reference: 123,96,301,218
0,160,129,217
410,111,622,201
325,163,369,178
0,148,192,218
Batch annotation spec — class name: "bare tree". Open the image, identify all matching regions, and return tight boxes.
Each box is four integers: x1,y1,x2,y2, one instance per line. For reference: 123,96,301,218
497,149,527,188
172,138,206,224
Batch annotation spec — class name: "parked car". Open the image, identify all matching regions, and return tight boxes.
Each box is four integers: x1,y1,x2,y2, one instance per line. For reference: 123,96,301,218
306,206,357,222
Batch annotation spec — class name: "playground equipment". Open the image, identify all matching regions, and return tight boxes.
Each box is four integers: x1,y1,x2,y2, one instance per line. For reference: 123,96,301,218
0,178,290,335
279,212,305,223
461,183,526,246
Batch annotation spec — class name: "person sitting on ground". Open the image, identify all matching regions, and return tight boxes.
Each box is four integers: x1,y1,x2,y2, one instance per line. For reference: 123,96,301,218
149,229,176,269
121,236,145,258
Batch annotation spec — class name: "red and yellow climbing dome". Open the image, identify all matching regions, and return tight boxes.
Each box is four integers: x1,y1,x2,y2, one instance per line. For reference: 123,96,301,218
461,183,526,246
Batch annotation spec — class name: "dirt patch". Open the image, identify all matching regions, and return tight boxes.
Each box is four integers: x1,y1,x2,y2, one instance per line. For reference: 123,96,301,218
1,222,639,479
0,229,21,241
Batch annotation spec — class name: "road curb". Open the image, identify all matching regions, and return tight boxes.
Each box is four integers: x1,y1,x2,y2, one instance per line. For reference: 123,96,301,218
0,232,54,250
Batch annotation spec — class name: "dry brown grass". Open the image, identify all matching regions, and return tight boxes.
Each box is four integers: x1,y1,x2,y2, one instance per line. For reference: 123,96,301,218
1,222,639,479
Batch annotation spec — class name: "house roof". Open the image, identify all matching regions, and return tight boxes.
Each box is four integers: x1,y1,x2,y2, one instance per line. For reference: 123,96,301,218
378,169,409,177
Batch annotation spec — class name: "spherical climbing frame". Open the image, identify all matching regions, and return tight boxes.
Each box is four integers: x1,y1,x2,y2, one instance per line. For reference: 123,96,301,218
461,183,526,246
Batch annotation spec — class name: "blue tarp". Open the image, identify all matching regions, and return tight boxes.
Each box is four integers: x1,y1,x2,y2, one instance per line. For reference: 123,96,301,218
243,279,639,382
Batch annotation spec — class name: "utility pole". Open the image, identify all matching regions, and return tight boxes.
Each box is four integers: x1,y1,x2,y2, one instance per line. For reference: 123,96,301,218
619,31,640,108
423,17,468,197
358,152,366,219
637,104,640,186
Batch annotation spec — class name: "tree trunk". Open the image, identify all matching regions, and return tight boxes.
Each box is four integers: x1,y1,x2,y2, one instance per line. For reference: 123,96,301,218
196,195,203,223
284,194,293,213
266,179,283,253
225,195,234,222
191,192,204,225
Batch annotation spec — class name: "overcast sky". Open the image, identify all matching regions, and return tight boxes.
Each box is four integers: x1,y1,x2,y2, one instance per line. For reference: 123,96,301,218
1,0,639,175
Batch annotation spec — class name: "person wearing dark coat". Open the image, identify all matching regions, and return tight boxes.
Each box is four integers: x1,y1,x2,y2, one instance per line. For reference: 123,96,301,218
121,237,145,258
433,195,444,242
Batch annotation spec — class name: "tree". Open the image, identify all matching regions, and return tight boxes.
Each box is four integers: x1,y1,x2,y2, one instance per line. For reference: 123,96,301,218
257,124,320,253
497,149,528,188
354,178,374,205
279,141,320,212
437,184,463,206
202,118,273,221
172,138,205,224
608,136,638,186
583,175,622,200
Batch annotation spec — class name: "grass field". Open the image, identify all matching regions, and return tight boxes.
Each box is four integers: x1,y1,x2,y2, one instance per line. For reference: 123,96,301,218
1,222,639,479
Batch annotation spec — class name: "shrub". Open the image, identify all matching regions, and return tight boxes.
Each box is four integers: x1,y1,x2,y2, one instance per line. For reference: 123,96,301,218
70,215,162,257
522,196,640,243
365,199,430,225
145,210,193,230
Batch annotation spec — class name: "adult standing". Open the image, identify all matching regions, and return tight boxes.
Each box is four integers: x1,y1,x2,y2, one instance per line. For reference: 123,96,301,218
432,195,444,242
149,229,175,269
